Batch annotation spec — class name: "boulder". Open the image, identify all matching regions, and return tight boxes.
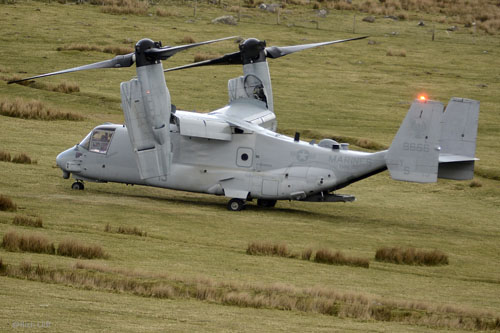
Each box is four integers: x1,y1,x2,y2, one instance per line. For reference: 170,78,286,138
362,16,375,23
211,15,237,25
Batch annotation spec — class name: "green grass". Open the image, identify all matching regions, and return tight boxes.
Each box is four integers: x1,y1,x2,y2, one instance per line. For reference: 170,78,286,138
0,1,499,331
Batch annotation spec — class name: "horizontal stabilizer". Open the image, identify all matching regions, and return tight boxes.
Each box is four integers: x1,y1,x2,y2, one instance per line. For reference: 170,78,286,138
386,99,444,183
438,154,478,163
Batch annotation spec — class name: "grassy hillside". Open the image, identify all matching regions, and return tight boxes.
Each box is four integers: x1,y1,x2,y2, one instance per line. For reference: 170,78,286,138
1,1,499,331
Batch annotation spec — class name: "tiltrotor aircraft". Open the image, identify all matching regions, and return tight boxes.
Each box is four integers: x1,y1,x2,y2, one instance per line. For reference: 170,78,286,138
9,36,480,211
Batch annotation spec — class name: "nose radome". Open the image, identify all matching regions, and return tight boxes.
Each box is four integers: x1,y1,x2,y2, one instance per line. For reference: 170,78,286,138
56,151,67,169
56,147,75,179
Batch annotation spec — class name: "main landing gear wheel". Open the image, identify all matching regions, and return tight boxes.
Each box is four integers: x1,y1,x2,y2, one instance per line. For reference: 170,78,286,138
257,199,277,208
227,198,245,211
71,181,84,190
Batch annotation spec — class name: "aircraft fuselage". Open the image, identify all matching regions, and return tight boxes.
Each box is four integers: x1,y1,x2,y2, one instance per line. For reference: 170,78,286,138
56,111,387,202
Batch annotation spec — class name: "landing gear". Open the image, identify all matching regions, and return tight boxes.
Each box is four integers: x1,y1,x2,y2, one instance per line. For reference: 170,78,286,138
227,198,245,211
257,199,277,208
71,181,84,190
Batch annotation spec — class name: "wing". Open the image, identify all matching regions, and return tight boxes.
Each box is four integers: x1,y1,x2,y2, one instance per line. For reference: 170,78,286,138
209,98,277,131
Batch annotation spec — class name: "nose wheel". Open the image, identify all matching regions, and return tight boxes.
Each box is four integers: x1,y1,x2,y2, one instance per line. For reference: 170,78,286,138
71,181,84,190
227,198,245,211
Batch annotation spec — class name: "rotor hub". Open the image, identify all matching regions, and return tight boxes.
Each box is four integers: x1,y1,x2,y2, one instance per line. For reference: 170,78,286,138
135,38,162,67
239,38,267,64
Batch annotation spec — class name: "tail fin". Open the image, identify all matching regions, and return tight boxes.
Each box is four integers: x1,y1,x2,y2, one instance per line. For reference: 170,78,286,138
437,97,480,180
386,99,444,183
386,97,480,183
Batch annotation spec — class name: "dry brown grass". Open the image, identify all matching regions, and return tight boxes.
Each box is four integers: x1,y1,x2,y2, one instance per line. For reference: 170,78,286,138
0,194,17,212
102,45,134,55
246,241,291,257
375,247,449,266
2,231,55,254
349,0,500,33
104,224,147,236
327,1,353,10
96,0,149,15
469,179,483,188
12,215,43,228
193,53,220,62
386,48,407,57
314,248,370,268
301,247,313,260
0,97,83,121
5,260,500,331
2,75,80,94
12,152,37,164
117,226,147,237
1,74,30,86
0,150,11,162
355,137,387,150
57,239,107,259
0,150,36,164
247,242,369,268
57,44,133,55
181,35,196,44
480,19,500,34
49,81,80,93
0,257,4,274
288,0,309,5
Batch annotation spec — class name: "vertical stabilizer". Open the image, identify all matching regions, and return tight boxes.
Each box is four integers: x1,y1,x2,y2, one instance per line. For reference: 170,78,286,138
440,98,479,157
437,97,479,180
386,99,444,183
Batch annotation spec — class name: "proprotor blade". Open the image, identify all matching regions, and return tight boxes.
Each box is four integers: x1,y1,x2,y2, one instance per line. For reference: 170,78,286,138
164,36,368,73
164,51,242,73
146,36,238,60
265,36,368,59
7,53,135,84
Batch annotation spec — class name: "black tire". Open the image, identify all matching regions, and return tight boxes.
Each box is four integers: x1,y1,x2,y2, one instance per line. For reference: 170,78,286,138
71,182,84,190
257,199,277,208
227,198,245,211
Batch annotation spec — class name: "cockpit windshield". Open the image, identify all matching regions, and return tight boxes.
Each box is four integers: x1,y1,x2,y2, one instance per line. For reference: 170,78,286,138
79,128,115,154
89,128,115,154
79,132,91,150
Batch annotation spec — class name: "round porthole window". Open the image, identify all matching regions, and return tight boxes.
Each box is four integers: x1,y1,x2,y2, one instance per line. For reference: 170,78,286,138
236,148,253,167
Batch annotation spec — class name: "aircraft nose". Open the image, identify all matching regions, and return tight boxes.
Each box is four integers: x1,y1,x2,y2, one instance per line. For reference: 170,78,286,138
56,150,68,169
56,147,75,179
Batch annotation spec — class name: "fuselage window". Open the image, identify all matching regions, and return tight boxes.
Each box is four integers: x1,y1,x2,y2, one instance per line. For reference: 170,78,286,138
89,129,115,154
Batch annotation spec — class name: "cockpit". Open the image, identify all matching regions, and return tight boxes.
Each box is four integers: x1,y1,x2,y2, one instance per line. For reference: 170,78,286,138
79,127,116,154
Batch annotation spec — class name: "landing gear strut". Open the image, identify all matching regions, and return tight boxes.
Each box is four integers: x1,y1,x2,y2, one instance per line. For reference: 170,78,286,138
71,181,84,190
227,198,245,211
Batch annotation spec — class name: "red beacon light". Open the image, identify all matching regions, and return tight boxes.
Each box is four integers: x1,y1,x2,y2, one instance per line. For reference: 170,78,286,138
418,95,427,102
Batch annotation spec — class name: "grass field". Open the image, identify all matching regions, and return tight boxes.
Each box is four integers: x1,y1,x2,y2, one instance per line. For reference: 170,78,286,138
1,0,499,331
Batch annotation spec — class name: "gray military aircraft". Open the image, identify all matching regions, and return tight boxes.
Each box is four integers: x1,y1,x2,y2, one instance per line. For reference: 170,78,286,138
9,36,480,211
